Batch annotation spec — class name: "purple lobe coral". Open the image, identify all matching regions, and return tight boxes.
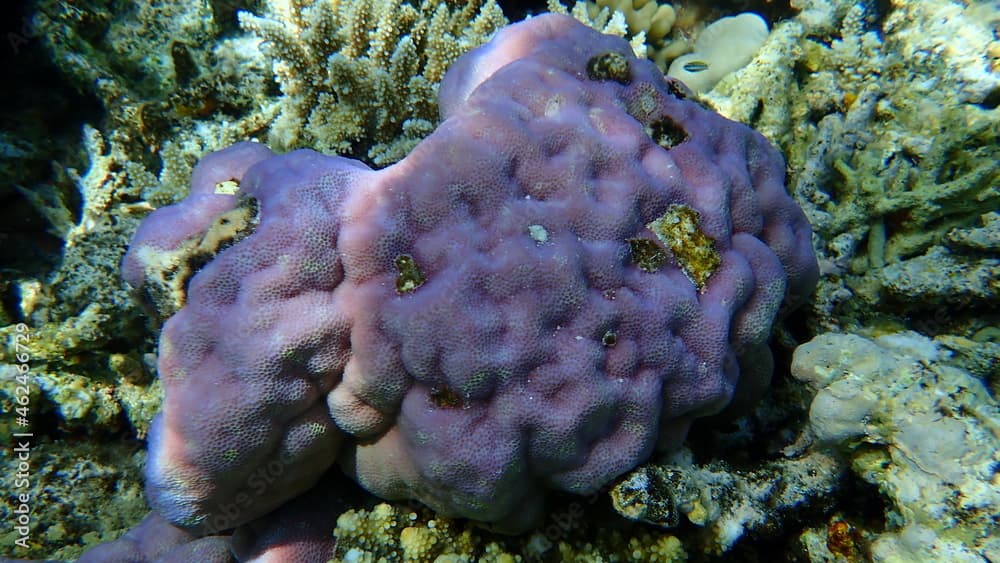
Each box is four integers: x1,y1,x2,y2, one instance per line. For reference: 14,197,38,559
122,12,817,541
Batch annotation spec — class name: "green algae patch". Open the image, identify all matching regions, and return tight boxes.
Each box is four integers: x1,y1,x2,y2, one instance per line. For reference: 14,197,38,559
628,237,668,272
429,385,462,409
648,204,721,289
602,329,618,347
394,254,426,294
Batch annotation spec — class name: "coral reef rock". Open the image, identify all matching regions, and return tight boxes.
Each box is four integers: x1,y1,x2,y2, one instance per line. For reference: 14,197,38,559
791,331,1000,562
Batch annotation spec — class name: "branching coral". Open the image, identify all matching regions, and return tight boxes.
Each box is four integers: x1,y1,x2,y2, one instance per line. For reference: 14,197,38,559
703,0,1000,335
238,0,507,165
546,0,661,62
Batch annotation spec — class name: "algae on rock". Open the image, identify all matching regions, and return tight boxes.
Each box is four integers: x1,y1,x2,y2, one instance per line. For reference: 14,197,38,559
0,126,161,438
0,439,147,560
333,500,687,561
791,331,1000,562
610,448,842,554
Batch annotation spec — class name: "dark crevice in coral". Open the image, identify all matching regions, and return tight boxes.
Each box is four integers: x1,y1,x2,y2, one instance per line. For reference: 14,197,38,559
973,86,1000,110
497,0,548,21
428,385,463,409
680,0,798,31
665,79,691,100
210,0,263,36
861,0,894,37
0,278,20,324
0,3,104,279
170,41,199,87
777,307,817,354
0,192,65,276
906,305,999,338
830,451,891,527
28,411,74,444
648,116,690,150
747,98,765,129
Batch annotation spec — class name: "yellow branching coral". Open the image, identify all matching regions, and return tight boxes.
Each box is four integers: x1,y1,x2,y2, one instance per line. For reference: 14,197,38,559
548,0,677,64
239,0,507,165
588,0,676,44
333,503,485,561
547,0,647,58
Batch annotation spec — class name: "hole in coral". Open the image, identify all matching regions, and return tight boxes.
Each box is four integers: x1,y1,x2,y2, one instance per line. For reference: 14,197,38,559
647,116,690,150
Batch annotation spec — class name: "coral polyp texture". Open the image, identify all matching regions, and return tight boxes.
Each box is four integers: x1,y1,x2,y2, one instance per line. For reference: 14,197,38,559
122,14,817,535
